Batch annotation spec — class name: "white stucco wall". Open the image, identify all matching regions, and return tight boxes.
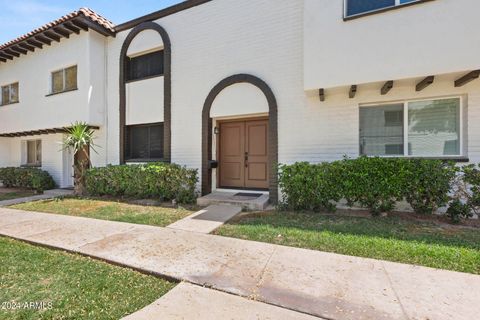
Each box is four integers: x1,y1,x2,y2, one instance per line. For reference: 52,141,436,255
106,0,305,183
6,134,66,187
0,30,109,182
126,77,164,125
304,0,480,89
210,83,269,118
127,29,164,57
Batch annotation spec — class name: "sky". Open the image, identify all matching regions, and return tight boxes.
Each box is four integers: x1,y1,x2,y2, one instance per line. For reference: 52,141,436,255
0,0,184,44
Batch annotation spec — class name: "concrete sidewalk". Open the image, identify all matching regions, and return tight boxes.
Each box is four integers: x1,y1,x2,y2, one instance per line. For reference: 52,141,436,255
0,208,479,320
0,189,73,207
123,282,319,320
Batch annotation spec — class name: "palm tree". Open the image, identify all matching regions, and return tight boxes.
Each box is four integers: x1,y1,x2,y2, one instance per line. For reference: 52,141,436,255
62,122,97,195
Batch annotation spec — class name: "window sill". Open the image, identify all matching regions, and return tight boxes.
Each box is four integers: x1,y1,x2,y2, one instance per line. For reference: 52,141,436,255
362,156,469,163
45,88,78,97
21,164,42,168
0,101,20,107
125,158,167,163
343,0,434,21
125,74,164,84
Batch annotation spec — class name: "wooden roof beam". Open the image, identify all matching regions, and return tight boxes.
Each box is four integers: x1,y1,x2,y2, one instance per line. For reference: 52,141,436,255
0,57,6,63
18,42,35,52
416,76,435,92
27,39,43,49
71,19,89,31
0,52,13,60
381,81,394,95
52,26,70,38
455,70,480,87
4,49,20,57
9,45,28,55
34,35,51,46
63,22,81,34
43,31,61,42
319,89,325,102
349,85,357,99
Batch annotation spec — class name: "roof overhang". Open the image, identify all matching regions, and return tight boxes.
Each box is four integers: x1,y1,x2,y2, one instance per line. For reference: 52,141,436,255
0,8,115,64
0,126,100,138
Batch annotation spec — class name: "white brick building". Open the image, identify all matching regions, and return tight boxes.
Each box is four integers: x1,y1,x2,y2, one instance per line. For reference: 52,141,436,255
0,0,479,203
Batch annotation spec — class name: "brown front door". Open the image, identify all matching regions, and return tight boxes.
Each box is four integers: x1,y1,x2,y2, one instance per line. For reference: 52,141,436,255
219,119,268,189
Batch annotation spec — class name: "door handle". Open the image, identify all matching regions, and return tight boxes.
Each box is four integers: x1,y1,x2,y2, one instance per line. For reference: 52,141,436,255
245,152,248,168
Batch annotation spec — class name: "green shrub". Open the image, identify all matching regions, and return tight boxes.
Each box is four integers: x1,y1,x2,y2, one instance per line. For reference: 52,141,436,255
462,164,480,214
403,160,457,215
0,167,56,192
340,157,408,215
446,199,472,224
85,163,198,204
278,157,459,216
278,162,342,212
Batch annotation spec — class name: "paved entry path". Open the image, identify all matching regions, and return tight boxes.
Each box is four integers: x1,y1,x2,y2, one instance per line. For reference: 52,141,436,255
0,189,73,207
0,208,479,320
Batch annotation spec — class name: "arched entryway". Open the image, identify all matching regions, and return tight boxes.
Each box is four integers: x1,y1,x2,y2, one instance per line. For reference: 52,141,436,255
119,22,171,164
201,74,278,204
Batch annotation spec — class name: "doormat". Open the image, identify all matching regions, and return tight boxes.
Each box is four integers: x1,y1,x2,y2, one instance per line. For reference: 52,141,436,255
233,193,262,198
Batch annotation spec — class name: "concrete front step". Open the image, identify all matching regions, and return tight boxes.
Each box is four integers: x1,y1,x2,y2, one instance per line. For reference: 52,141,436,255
197,191,269,211
167,204,242,233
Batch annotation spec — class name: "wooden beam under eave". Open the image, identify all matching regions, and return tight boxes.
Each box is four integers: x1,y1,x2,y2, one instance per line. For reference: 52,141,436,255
63,22,80,34
381,81,394,95
53,26,70,38
10,45,28,55
319,89,325,102
43,31,61,42
27,39,43,49
4,49,19,57
0,52,14,60
349,85,357,99
18,42,35,52
455,70,480,87
34,35,51,46
416,76,435,92
71,19,89,31
0,57,6,63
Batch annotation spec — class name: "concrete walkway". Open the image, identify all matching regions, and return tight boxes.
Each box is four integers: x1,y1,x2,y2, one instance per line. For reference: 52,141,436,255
0,208,479,320
0,189,73,207
167,204,242,233
123,282,319,320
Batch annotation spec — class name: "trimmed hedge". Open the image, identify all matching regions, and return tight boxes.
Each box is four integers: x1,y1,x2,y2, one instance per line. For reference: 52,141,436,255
0,167,56,192
279,157,457,216
85,163,198,204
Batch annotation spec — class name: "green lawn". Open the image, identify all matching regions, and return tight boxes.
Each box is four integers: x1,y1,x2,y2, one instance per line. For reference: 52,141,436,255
0,190,35,201
0,237,174,320
215,211,480,274
10,197,195,227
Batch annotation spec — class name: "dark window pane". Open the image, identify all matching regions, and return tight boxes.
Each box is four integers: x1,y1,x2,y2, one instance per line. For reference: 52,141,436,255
65,66,77,90
131,126,149,159
52,70,64,93
125,123,164,160
149,124,164,158
347,0,395,16
127,50,164,81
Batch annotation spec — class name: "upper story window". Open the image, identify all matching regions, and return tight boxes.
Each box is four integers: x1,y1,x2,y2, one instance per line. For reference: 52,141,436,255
126,50,164,82
345,0,420,18
1,82,19,106
360,97,462,157
51,65,77,95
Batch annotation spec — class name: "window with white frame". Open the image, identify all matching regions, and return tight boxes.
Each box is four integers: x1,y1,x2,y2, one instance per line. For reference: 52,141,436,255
1,82,19,106
51,65,77,94
345,0,420,17
23,140,42,166
360,97,462,157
